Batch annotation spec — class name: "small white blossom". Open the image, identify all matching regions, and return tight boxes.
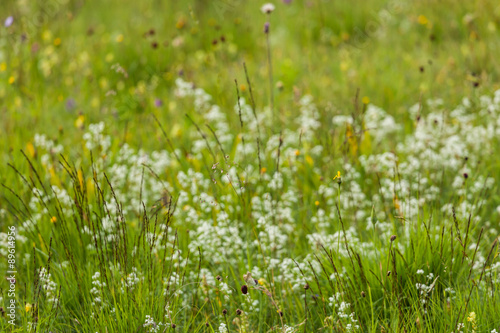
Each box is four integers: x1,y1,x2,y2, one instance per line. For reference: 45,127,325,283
261,3,275,14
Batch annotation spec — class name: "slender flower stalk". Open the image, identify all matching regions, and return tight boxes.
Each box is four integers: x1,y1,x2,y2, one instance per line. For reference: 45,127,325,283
334,171,342,251
262,4,275,120
265,23,274,116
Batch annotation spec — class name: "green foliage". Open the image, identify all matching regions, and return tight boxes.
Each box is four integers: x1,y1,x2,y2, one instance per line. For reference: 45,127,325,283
1,0,500,332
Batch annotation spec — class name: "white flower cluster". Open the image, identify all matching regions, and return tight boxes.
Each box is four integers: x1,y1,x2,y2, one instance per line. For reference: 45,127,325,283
90,271,106,308
33,133,64,167
39,267,58,304
217,280,233,301
120,267,142,293
452,322,465,333
330,297,359,331
143,315,165,333
83,122,111,152
218,322,228,333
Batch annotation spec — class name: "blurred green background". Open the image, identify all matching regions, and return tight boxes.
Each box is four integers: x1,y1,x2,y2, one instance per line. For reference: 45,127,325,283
1,0,499,159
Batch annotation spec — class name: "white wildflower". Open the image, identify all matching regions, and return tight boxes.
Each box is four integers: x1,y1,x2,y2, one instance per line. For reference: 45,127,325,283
261,3,275,14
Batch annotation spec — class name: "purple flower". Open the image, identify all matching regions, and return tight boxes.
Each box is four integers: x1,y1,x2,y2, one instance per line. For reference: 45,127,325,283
264,22,270,34
283,0,292,3
65,98,76,111
154,98,163,107
4,16,14,27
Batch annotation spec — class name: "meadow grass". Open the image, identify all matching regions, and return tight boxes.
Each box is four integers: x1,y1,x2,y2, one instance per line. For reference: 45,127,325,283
1,0,500,332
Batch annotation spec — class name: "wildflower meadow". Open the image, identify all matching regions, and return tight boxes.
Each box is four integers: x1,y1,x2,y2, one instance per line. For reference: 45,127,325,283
1,0,500,332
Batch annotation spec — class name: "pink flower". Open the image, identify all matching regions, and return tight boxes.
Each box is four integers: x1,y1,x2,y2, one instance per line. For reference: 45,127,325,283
4,16,14,27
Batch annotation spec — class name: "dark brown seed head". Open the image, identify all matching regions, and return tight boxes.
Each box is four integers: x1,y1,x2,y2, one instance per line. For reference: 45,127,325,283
241,285,248,294
236,309,242,316
304,284,309,290
387,271,391,276
463,173,468,179
390,235,396,242
222,309,228,315
279,311,283,317
171,324,176,328
361,291,366,298
205,322,209,327
216,275,222,281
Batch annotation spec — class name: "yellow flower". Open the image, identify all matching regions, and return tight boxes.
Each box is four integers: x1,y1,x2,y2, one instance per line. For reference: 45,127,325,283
75,115,85,129
50,216,57,223
26,142,36,158
417,15,429,25
467,312,476,322
362,96,370,104
333,171,342,184
25,303,32,312
176,18,186,29
467,311,477,333
42,30,52,41
260,167,267,174
295,150,300,156
258,278,265,286
0,62,6,71
116,34,124,43
53,37,61,46
315,201,320,206
8,76,15,84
